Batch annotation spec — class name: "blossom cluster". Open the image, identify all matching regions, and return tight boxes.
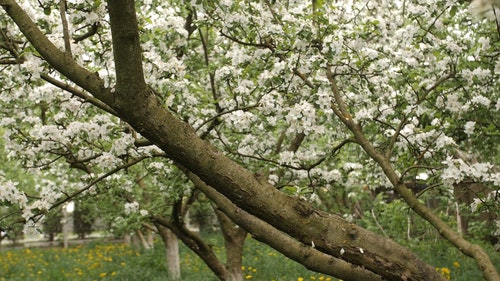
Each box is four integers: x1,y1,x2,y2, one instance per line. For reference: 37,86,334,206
0,0,498,236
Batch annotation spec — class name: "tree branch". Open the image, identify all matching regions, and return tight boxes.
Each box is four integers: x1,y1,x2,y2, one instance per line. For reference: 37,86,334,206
1,0,112,105
73,23,98,42
152,214,230,280
40,73,117,116
58,0,72,56
326,65,354,123
331,81,500,281
179,165,384,281
49,155,149,211
3,2,455,280
107,0,148,112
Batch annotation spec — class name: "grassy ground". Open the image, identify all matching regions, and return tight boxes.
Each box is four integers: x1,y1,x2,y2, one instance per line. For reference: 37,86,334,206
0,235,498,280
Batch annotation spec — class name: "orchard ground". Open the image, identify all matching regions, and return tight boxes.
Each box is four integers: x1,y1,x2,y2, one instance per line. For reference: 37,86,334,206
1,232,498,281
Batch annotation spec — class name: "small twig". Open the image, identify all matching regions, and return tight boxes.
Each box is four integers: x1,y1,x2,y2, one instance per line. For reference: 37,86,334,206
418,6,449,42
0,27,25,63
49,155,149,211
195,102,260,132
417,69,456,104
400,165,440,180
493,5,500,39
385,117,408,157
371,209,389,238
73,23,99,42
293,68,315,89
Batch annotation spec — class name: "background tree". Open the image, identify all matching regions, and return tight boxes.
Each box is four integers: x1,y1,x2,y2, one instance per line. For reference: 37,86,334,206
72,199,96,239
0,1,499,281
42,209,62,242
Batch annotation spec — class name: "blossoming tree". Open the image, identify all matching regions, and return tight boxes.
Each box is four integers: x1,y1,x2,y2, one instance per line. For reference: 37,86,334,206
0,0,499,281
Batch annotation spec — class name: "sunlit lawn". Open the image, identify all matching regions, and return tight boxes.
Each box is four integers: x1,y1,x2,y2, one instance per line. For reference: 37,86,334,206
0,236,497,280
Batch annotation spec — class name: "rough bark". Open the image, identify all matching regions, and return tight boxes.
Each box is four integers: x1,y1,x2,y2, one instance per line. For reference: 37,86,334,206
4,1,497,280
184,167,384,281
215,209,247,281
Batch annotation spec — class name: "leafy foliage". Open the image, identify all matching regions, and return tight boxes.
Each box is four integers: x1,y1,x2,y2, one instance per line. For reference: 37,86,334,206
0,0,499,279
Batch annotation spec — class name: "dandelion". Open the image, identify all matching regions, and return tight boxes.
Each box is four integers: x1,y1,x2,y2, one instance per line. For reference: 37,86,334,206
438,267,451,280
245,275,253,279
453,261,460,268
298,278,304,281
99,272,107,278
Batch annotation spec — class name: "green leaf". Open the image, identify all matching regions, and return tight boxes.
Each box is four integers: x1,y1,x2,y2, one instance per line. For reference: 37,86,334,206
449,6,458,17
283,186,298,195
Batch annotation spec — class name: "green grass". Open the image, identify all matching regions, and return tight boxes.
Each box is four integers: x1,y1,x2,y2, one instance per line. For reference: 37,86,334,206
405,239,500,281
0,236,498,280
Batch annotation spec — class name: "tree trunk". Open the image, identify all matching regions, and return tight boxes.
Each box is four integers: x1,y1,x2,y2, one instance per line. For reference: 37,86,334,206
215,209,247,281
157,224,181,280
154,218,232,281
135,229,152,250
123,233,131,246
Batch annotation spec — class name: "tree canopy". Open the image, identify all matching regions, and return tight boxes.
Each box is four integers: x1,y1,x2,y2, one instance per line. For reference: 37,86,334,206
1,1,499,280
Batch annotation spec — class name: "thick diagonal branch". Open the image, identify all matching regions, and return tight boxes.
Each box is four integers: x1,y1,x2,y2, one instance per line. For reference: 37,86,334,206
182,166,383,281
1,0,112,105
4,2,446,280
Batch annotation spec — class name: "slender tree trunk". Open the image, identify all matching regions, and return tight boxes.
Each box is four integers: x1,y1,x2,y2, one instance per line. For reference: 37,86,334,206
154,218,232,281
123,233,131,246
135,229,152,250
157,224,181,280
147,229,154,248
216,209,247,281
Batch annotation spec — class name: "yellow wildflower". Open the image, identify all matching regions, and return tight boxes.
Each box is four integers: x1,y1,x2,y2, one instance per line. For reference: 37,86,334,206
439,267,451,280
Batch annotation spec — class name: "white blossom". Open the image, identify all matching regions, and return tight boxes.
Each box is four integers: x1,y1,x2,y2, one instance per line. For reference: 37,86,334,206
464,121,476,136
124,201,140,215
471,95,491,107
